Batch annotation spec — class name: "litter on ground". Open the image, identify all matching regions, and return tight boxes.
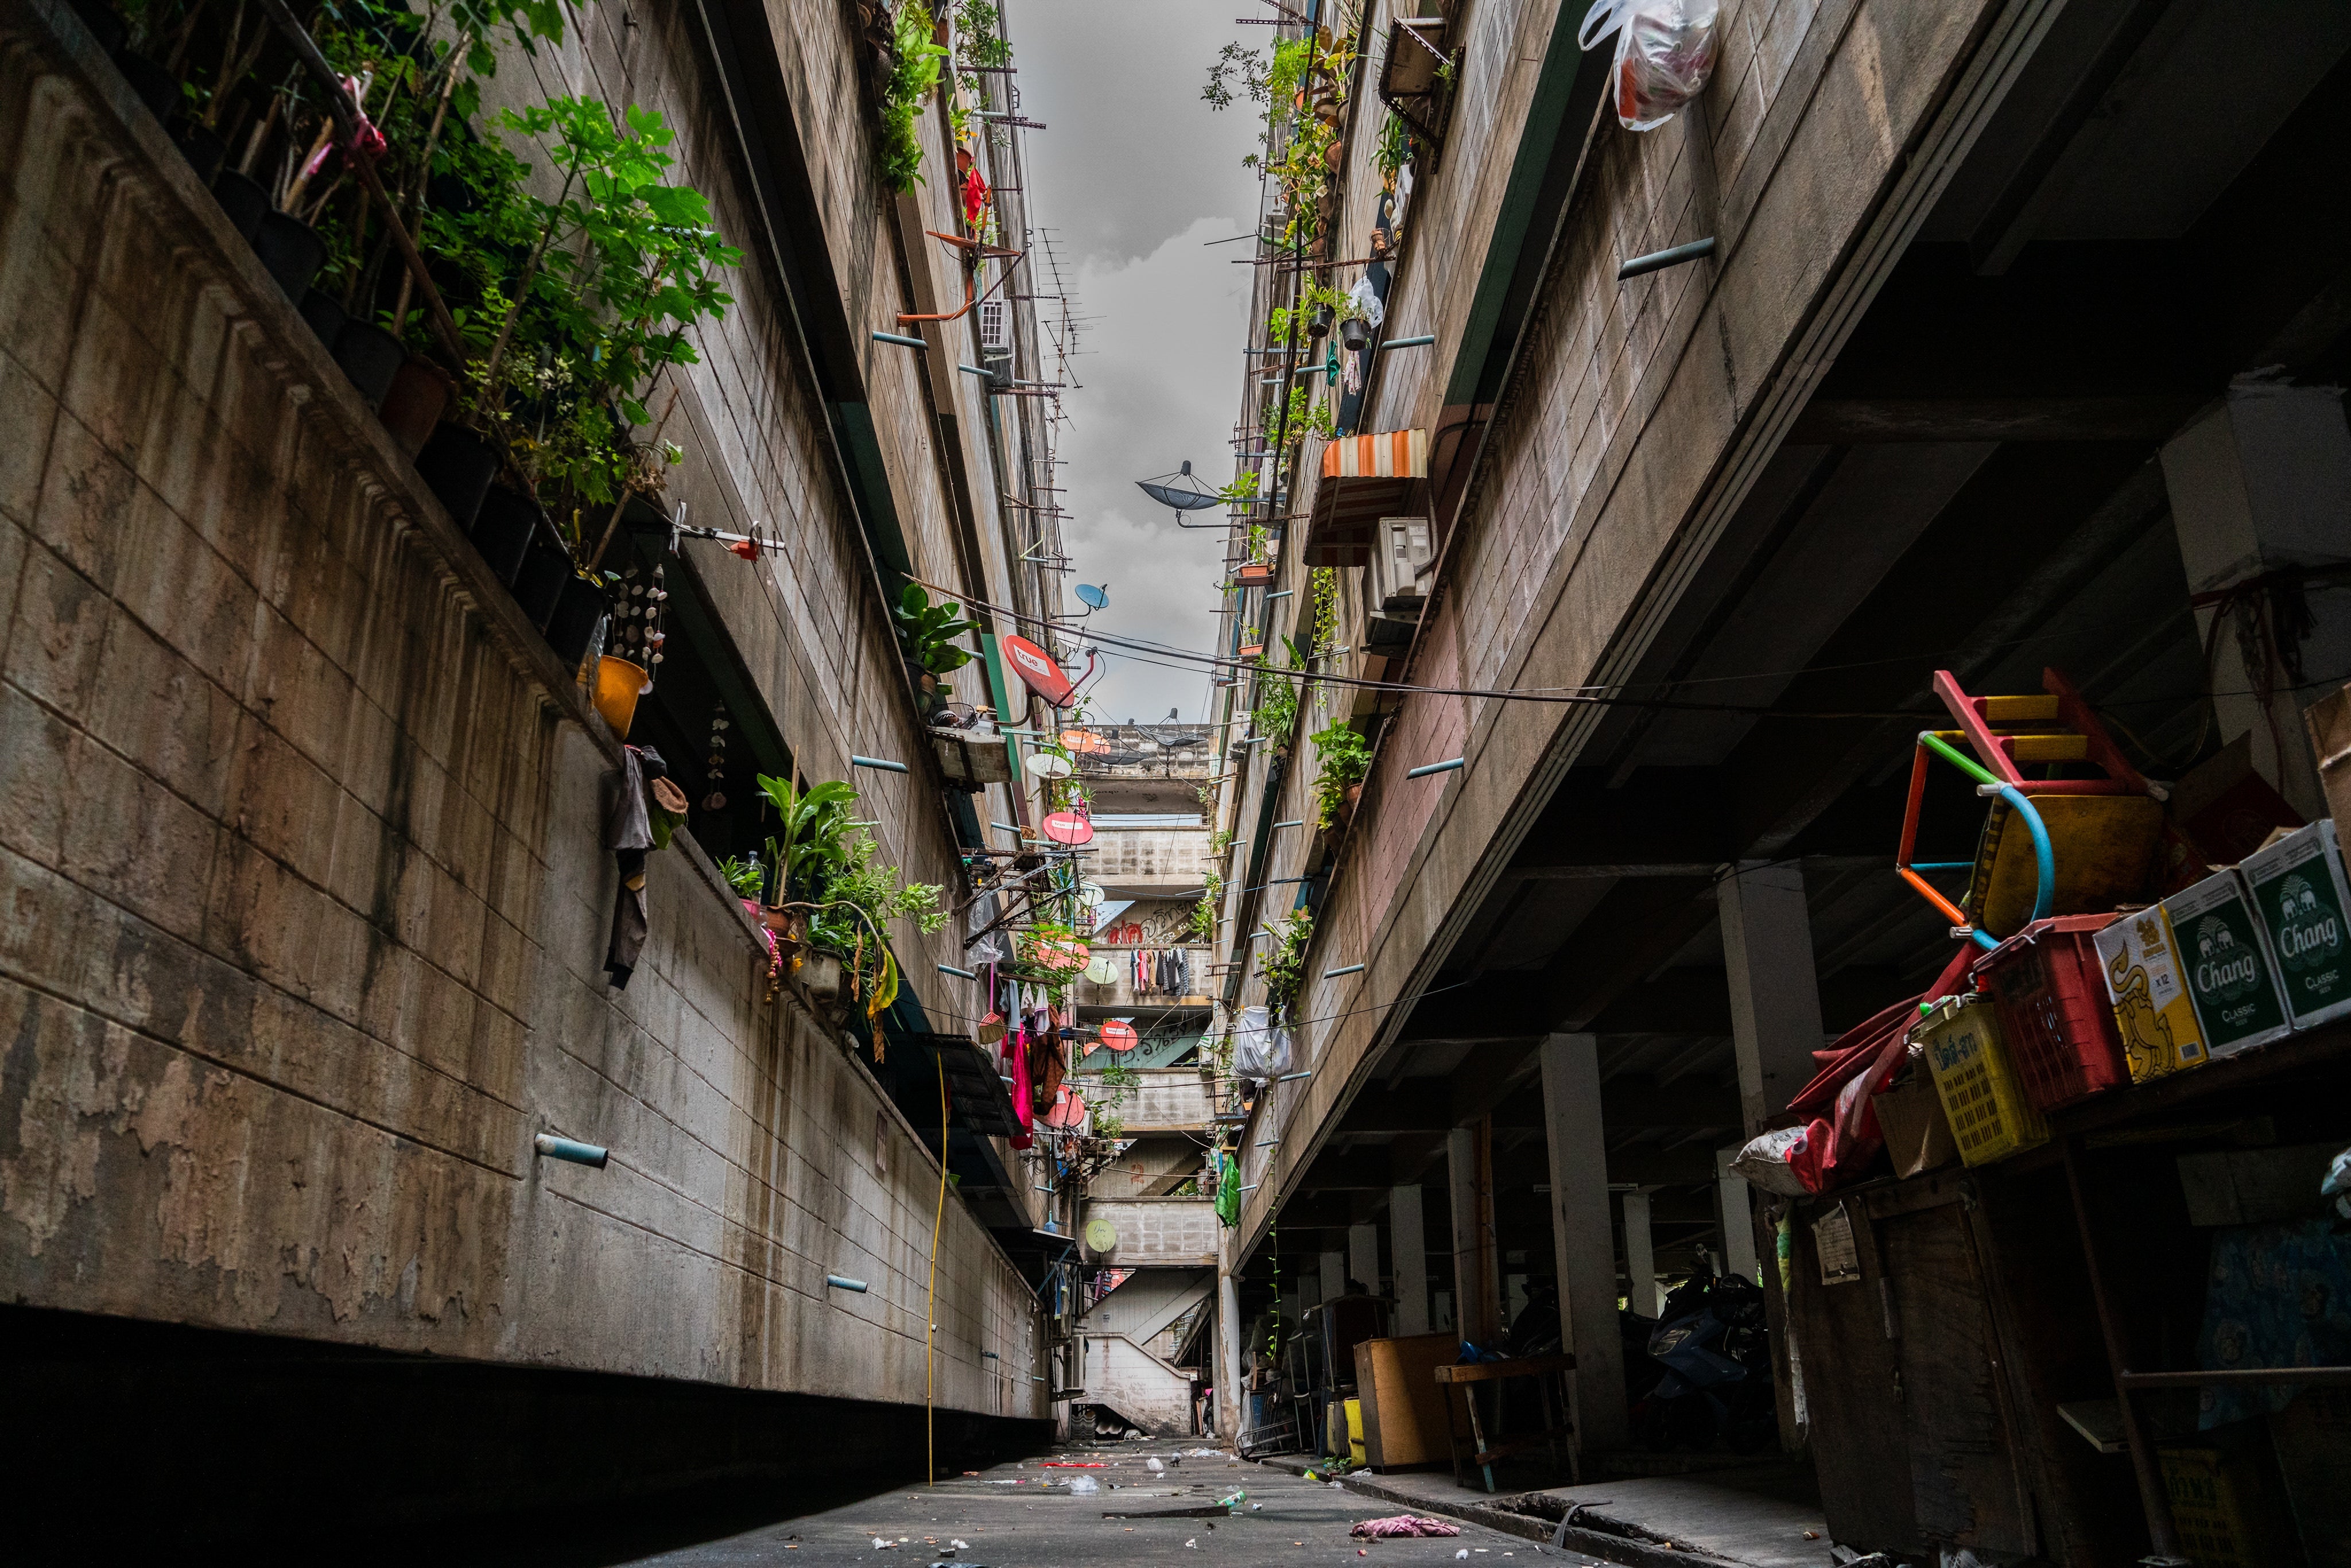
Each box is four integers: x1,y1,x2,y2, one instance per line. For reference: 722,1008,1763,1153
1351,1516,1463,1540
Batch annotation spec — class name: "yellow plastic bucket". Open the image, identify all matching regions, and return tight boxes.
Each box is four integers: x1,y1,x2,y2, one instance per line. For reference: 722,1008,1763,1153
593,656,647,739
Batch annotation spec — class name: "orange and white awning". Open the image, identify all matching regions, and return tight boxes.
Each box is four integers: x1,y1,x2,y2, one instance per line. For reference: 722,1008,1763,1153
1305,429,1430,566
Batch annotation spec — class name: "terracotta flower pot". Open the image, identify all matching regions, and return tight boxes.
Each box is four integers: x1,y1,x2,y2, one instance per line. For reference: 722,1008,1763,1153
379,360,452,457
1236,562,1274,586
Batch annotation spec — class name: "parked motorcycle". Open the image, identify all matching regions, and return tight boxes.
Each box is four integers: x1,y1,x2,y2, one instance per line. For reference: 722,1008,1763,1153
1633,1275,1778,1453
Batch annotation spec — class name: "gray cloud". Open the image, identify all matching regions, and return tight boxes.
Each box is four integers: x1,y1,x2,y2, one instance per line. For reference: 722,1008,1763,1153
1011,0,1264,724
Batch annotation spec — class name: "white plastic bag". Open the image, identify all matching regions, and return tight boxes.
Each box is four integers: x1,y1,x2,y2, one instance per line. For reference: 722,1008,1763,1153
1730,1125,1815,1197
1067,1474,1100,1496
1232,1005,1293,1085
1579,0,1721,131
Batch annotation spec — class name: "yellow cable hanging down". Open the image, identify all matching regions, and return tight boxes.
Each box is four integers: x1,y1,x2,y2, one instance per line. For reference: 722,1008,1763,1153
928,1052,948,1484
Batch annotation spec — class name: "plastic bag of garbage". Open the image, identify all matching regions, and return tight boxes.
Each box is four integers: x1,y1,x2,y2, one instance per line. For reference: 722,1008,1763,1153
1067,1474,1100,1496
1731,1125,1818,1196
1233,1006,1292,1085
1578,0,1721,130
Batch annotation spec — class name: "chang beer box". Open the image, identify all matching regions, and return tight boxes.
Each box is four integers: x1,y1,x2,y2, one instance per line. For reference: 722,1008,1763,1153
2240,821,2351,1030
2094,907,2210,1082
2162,870,2292,1057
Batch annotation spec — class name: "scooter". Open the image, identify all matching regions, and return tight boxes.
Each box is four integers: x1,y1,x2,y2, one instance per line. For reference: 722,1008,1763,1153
1635,1275,1778,1453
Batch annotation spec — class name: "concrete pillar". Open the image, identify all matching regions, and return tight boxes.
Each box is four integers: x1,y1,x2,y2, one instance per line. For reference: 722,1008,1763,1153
1390,1184,1429,1334
1448,1120,1500,1345
1623,1191,1659,1316
1217,1240,1244,1439
1539,1033,1630,1451
1320,1249,1346,1303
1719,863,1826,1134
1348,1222,1379,1297
1717,1143,1759,1283
2160,383,2351,820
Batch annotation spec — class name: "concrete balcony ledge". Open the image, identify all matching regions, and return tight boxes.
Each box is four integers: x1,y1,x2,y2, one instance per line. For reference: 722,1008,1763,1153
1076,945,1215,1011
1075,1197,1221,1267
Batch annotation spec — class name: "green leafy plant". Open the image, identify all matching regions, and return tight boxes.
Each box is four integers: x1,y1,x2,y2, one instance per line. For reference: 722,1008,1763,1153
755,775,860,899
718,854,765,898
1258,906,1316,1014
879,2,949,191
894,583,977,674
1192,868,1225,942
1376,108,1411,181
1254,652,1300,744
1309,721,1372,829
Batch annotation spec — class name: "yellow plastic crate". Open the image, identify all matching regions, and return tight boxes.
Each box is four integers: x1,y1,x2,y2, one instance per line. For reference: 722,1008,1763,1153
2159,1446,2287,1568
1914,994,2049,1166
1345,1397,1365,1466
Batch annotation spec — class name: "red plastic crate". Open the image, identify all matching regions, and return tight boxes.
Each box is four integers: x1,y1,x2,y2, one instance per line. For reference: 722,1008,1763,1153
1973,914,2129,1112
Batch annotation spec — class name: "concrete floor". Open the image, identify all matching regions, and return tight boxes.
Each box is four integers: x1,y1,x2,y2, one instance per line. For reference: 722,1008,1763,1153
626,1443,1558,1568
1302,1461,1834,1568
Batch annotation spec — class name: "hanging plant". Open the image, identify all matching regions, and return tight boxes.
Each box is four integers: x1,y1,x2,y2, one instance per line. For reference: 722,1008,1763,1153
1309,721,1371,829
878,1,949,191
1258,906,1316,1015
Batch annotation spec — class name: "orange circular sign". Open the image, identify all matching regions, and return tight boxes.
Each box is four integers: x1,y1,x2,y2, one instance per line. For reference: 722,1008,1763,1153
1100,1020,1139,1053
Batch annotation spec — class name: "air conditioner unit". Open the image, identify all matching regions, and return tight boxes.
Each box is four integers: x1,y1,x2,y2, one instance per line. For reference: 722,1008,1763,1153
979,299,1008,352
1368,516,1432,611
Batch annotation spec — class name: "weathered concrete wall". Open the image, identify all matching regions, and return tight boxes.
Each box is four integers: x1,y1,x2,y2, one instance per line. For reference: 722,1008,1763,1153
1239,0,2012,1245
1080,1199,1221,1268
1089,828,1214,892
1078,1331,1198,1436
0,5,1041,1420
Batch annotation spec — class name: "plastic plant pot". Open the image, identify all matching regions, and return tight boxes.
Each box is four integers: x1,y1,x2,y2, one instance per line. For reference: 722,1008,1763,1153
378,360,451,457
1308,307,1332,341
254,211,326,301
298,289,347,351
543,577,606,670
1237,643,1264,659
413,424,499,528
112,52,179,119
333,320,405,409
468,487,537,583
211,169,268,242
593,656,647,738
171,119,225,185
1340,316,1370,354
511,537,573,627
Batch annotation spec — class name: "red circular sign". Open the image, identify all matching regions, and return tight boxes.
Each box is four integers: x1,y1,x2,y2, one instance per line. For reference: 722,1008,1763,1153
1000,633,1076,706
1042,810,1095,845
1100,1020,1138,1053
1041,1086,1088,1130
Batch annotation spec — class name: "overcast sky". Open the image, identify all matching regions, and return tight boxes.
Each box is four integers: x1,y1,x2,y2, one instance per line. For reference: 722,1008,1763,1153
1011,0,1264,725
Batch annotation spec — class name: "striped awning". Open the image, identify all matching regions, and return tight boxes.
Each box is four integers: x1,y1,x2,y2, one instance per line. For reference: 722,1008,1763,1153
1305,429,1430,566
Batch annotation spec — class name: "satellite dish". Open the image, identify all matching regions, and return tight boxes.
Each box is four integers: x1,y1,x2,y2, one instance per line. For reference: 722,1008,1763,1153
1043,1086,1088,1130
1025,751,1073,779
1135,460,1224,522
1084,955,1118,984
1000,632,1076,705
1100,1020,1138,1053
1042,810,1095,845
1074,583,1109,610
1079,881,1105,904
1083,1216,1119,1253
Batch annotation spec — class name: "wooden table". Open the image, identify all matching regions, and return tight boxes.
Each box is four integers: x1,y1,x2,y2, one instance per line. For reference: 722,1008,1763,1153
1433,1353,1578,1493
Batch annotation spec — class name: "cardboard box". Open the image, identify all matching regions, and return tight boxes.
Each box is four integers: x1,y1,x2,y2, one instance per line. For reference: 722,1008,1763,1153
2094,905,2212,1081
1871,1060,1958,1177
2160,870,2292,1057
2241,820,2351,1030
1351,1333,1456,1469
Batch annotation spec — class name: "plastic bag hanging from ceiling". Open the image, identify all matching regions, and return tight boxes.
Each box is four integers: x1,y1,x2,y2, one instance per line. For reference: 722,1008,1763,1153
1578,0,1721,131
